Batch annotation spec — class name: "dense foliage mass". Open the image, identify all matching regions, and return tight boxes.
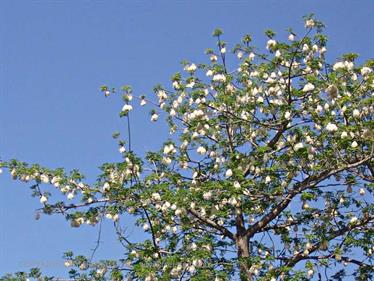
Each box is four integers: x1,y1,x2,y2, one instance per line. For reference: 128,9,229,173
1,16,373,281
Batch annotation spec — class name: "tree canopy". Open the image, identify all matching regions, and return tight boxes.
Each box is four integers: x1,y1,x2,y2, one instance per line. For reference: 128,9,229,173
1,15,373,281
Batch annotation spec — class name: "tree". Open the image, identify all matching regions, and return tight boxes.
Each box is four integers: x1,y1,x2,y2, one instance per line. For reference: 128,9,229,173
1,15,373,281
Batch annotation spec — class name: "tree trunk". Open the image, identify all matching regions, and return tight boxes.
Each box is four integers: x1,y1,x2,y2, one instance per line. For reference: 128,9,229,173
236,234,252,281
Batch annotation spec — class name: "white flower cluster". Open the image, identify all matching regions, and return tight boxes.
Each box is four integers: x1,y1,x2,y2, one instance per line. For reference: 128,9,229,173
325,122,338,132
151,112,159,122
184,63,197,72
361,66,372,76
212,74,226,83
266,39,277,49
163,143,176,155
302,83,315,92
196,146,207,155
185,109,207,122
333,61,354,71
305,19,315,28
293,142,304,151
156,90,167,104
122,104,133,113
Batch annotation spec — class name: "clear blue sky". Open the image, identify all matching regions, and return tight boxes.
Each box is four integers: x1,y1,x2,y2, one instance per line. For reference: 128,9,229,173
0,0,373,277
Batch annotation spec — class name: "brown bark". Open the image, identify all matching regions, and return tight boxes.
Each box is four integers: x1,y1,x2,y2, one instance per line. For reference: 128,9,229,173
236,235,252,281
236,210,252,281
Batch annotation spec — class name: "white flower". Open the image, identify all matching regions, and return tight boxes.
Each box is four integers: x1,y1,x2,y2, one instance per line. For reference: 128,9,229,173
237,51,243,59
197,146,207,155
226,84,234,93
157,90,167,100
294,142,304,151
305,19,315,28
210,54,218,62
333,61,345,71
315,105,323,113
119,146,126,153
122,104,133,112
220,47,226,54
307,269,314,277
0,168,2,174
40,174,49,183
229,197,238,206
266,39,277,49
233,181,241,188
350,216,358,224
163,157,172,165
275,50,281,57
257,96,264,103
51,176,61,185
10,169,17,178
284,111,292,120
171,81,180,90
169,109,176,117
175,208,183,216
288,33,295,41
302,83,315,92
352,109,360,117
40,195,48,204
203,191,212,200
188,265,196,273
151,113,159,122
248,52,255,60
351,141,358,148
152,193,161,201
302,201,310,209
345,61,354,70
225,169,233,177
140,99,147,106
184,63,197,72
341,131,348,139
143,223,150,231
103,182,110,191
186,81,195,88
265,176,271,183
67,192,74,200
206,70,213,76
163,144,176,155
302,44,309,52
190,243,198,251
361,66,372,76
325,123,338,132
359,188,365,195
96,268,106,276
212,74,226,83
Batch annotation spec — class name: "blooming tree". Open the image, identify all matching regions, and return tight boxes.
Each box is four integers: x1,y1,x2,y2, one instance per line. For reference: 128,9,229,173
1,16,374,281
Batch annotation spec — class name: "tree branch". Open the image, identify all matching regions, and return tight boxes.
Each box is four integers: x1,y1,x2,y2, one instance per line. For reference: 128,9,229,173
244,155,373,238
188,209,234,240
